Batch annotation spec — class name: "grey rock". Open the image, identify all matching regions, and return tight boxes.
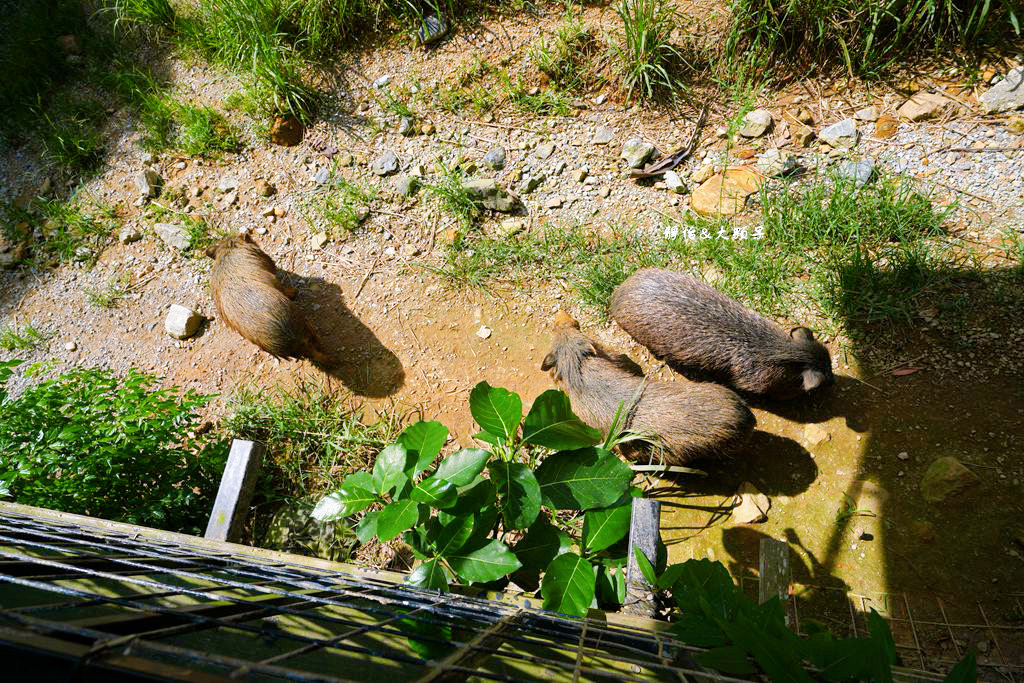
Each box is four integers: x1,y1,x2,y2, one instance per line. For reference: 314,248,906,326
310,232,329,250
522,173,546,193
837,159,877,187
663,170,686,194
593,94,607,105
154,222,191,251
373,74,392,88
483,147,506,170
254,179,275,197
980,67,1024,113
535,142,555,159
757,149,799,177
543,195,564,209
394,174,419,197
553,160,567,175
118,227,142,244
416,14,450,46
372,150,400,176
165,304,202,340
854,105,879,121
592,125,614,145
135,169,162,198
739,109,774,138
313,167,330,185
920,456,980,503
819,119,859,148
620,137,655,169
398,117,415,136
461,178,517,212
217,177,238,193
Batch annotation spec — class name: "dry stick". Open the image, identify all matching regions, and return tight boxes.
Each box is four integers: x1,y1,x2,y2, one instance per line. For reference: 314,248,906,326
871,353,927,377
944,146,1024,153
467,133,497,145
453,118,537,133
353,249,382,300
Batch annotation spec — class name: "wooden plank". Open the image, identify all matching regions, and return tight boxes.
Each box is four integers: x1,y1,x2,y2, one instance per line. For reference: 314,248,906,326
624,498,661,617
204,440,264,543
758,537,791,605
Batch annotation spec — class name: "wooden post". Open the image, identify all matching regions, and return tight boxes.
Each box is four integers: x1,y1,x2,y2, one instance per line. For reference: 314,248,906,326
759,537,791,604
624,498,661,617
205,439,264,543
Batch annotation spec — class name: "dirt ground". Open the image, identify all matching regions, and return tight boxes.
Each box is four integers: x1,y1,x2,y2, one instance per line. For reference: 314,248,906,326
1,3,1023,672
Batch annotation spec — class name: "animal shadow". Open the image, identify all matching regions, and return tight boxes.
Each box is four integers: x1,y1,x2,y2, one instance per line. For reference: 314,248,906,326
286,272,405,398
677,431,818,497
746,375,870,432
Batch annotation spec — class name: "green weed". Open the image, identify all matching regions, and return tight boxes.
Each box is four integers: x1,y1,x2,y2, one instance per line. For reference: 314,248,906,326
610,0,685,101
105,0,176,32
422,164,480,231
531,13,603,92
40,99,107,176
85,272,133,309
35,198,117,266
305,170,377,237
505,80,574,116
0,324,51,352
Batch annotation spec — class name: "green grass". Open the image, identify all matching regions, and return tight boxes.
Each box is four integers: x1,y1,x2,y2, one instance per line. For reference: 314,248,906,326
106,0,177,32
85,273,133,309
610,0,686,101
0,324,51,352
40,99,108,176
225,379,404,505
422,164,480,232
34,198,117,266
504,78,574,117
530,12,603,92
305,170,377,237
727,0,1022,79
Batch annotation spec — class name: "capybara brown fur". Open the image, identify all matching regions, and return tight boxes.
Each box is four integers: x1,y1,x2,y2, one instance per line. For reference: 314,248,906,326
609,269,833,400
541,312,755,465
207,234,328,363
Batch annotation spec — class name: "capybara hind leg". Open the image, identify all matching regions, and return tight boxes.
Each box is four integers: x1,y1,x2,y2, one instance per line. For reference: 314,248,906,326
280,284,298,299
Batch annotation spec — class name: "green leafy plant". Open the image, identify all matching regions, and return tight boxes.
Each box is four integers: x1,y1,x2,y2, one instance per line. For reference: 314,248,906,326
105,0,176,32
313,382,641,617
304,170,377,237
33,197,117,266
531,13,603,92
0,323,51,352
0,363,228,534
610,0,685,101
422,163,481,231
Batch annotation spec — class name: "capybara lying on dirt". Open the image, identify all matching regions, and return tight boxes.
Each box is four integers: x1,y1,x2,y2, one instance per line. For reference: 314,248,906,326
541,311,755,465
609,269,833,400
207,234,328,363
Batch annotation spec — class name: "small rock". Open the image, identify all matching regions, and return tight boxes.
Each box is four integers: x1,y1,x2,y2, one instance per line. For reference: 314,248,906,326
543,195,564,209
140,152,156,165
897,451,910,461
371,150,400,176
804,423,831,446
64,341,77,352
416,14,450,45
980,67,1024,113
135,169,162,198
757,148,799,177
837,159,877,187
118,227,142,244
792,124,816,147
421,122,435,135
270,116,304,146
854,105,879,121
217,177,238,194
398,117,415,136
312,167,330,186
274,206,286,218
898,91,953,121
920,457,981,503
494,219,524,238
373,74,392,88
690,164,715,184
223,190,238,206
522,173,546,194
1007,116,1024,135
732,482,770,524
738,109,774,138
553,160,566,175
153,223,191,251
663,170,686,194
483,147,506,170
254,180,276,197
690,168,764,217
400,243,421,258
165,304,202,340
573,168,588,183
875,115,900,138
534,142,555,159
598,186,610,199
394,174,419,198
592,125,614,145
256,227,268,235
620,137,655,169
261,206,276,217
819,119,859,148
461,178,517,212
593,94,607,105
476,326,492,339
794,109,814,125
310,232,329,250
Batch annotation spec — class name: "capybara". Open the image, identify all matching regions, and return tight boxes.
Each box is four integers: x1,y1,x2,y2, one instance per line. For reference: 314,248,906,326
609,269,833,400
207,234,328,363
541,312,755,465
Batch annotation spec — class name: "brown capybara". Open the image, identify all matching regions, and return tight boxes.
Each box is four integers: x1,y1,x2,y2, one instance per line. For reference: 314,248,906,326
207,234,328,363
609,269,833,400
541,312,755,465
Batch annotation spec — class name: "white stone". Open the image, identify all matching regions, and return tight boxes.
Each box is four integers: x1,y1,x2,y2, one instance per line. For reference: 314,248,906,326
165,304,202,339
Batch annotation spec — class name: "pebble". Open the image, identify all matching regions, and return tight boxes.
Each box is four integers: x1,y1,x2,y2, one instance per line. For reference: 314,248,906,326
620,138,655,168
64,341,77,352
592,125,614,145
371,150,400,176
819,119,859,148
534,142,555,159
738,109,773,138
373,74,392,88
476,326,492,339
483,147,506,170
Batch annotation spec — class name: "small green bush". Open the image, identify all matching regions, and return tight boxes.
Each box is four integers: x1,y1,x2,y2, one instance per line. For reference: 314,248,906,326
610,0,685,100
0,363,228,534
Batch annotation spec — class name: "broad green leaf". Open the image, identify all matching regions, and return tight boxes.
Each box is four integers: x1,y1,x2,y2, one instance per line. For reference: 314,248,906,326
657,562,688,591
694,646,758,675
399,421,449,476
513,521,571,571
541,552,596,618
720,612,814,683
633,546,658,585
489,461,541,530
943,653,976,683
868,608,898,665
411,477,457,509
469,381,522,445
672,558,738,620
535,447,633,510
372,443,412,495
310,485,376,522
447,539,521,583
376,499,423,541
583,500,632,552
355,510,378,543
522,390,601,450
395,613,454,662
595,563,626,609
344,471,376,491
472,431,502,447
433,448,490,487
408,559,450,592
434,514,474,555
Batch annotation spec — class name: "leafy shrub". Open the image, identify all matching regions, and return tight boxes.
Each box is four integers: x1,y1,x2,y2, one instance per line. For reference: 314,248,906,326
314,381,639,616
0,363,228,534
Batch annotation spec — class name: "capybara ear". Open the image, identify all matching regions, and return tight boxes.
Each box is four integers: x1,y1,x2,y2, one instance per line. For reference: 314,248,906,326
205,245,218,259
541,352,557,371
553,310,580,329
802,368,827,392
790,326,815,342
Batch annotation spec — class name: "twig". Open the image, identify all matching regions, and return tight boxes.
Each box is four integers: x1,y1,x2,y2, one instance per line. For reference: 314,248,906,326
871,354,927,377
453,118,537,133
353,249,382,300
960,461,1001,470
467,133,497,145
943,146,1024,153
629,464,708,476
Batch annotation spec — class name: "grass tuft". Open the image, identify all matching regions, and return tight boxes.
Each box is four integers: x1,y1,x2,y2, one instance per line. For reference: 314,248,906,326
422,164,480,232
85,273,133,309
531,13,604,93
610,0,685,101
0,324,51,352
304,170,377,238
